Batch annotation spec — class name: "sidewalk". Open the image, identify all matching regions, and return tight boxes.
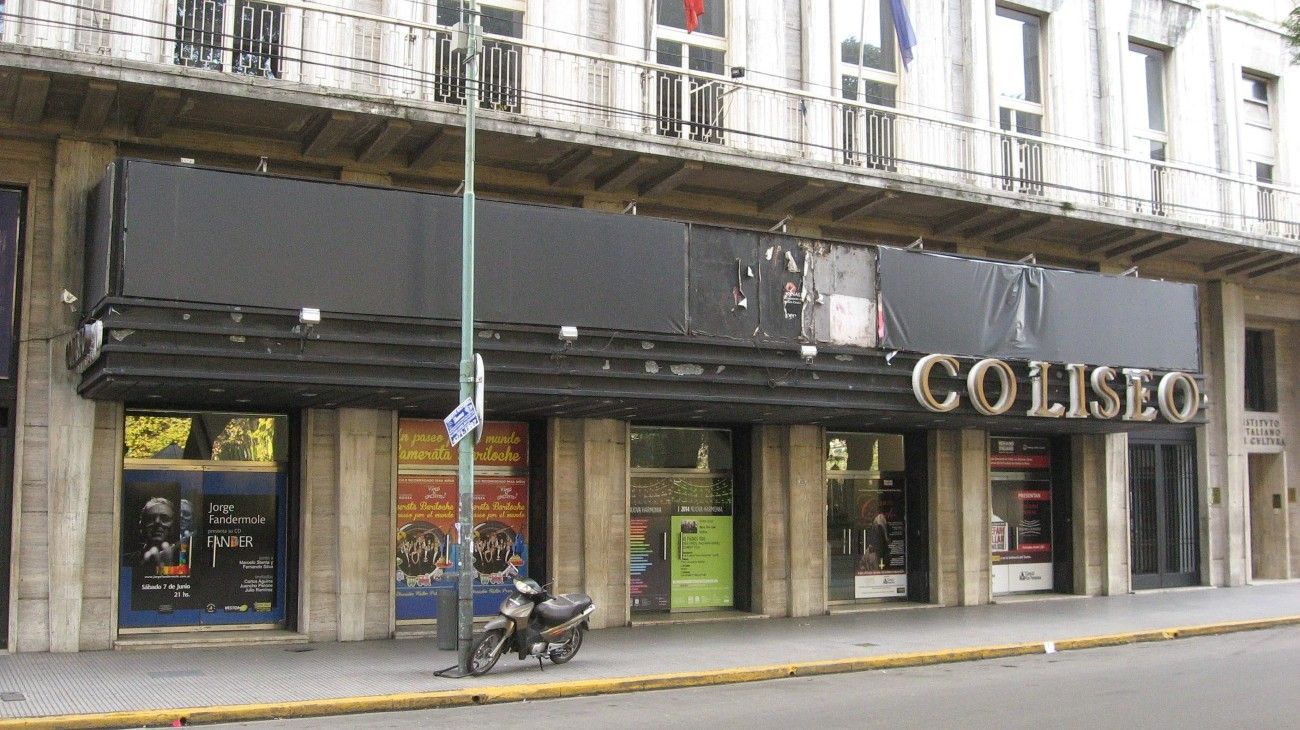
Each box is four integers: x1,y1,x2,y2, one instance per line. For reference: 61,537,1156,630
1,582,1297,729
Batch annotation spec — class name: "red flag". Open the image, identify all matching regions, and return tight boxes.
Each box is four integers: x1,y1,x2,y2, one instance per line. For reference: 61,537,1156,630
684,0,704,33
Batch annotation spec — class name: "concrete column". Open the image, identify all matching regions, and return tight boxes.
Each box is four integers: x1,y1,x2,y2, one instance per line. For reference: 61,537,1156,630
928,428,990,606
46,139,113,652
547,418,627,629
335,408,377,641
1071,432,1130,596
1205,280,1248,586
1102,432,1132,595
786,425,825,617
1094,0,1130,201
750,426,790,617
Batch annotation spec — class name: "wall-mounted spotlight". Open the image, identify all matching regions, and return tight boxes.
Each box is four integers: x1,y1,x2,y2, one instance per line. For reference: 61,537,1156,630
299,308,322,325
559,325,579,344
800,344,818,364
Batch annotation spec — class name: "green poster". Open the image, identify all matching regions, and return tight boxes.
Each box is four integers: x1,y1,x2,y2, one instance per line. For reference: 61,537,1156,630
670,515,733,610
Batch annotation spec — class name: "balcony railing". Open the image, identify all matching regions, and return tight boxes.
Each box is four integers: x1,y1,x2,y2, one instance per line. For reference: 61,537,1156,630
4,0,1299,240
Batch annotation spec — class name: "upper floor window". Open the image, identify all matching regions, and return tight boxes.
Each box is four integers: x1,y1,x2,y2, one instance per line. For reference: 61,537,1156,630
1244,328,1277,413
833,0,898,169
654,0,727,143
175,0,285,78
431,0,524,112
1125,43,1167,161
993,7,1043,193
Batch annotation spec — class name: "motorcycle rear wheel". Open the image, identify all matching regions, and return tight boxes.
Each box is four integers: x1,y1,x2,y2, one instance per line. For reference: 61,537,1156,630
548,627,583,664
468,629,505,676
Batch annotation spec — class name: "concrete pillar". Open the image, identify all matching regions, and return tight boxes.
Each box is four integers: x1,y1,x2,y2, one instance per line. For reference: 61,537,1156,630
1071,432,1130,596
46,139,114,652
786,425,825,617
547,418,627,629
1095,0,1131,201
929,428,990,606
1205,280,1248,586
750,426,789,617
335,408,377,641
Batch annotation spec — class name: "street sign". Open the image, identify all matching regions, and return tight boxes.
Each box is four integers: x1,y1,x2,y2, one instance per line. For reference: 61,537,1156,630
444,396,481,448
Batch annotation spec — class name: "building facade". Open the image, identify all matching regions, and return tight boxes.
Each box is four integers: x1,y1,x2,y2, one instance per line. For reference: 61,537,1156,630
0,0,1294,652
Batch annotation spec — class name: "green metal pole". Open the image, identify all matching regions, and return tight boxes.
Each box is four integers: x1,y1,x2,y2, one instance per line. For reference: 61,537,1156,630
456,0,479,676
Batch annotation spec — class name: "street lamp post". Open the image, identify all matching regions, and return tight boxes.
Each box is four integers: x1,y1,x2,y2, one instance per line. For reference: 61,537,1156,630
456,0,480,676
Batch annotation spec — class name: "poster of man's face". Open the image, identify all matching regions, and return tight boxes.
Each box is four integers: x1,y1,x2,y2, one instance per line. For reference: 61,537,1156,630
123,481,183,576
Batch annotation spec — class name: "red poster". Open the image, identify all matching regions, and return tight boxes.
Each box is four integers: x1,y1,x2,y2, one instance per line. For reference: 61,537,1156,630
472,476,529,586
395,475,457,591
397,420,529,468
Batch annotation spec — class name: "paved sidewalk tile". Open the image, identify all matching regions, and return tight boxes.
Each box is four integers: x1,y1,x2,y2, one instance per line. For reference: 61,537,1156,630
0,583,1296,719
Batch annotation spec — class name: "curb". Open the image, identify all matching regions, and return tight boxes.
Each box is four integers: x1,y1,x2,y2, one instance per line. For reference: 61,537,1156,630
4,615,1298,729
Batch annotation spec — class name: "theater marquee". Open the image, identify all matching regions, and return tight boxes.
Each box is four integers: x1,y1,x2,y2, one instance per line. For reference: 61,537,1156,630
911,354,1202,424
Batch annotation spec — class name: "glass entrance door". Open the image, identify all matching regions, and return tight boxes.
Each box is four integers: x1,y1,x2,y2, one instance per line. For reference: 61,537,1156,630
630,427,734,613
826,433,908,601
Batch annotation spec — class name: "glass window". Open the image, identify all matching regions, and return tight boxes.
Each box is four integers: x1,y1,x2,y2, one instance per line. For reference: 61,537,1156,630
125,411,288,462
1126,43,1166,134
826,433,905,473
658,0,726,37
1244,329,1277,412
993,8,1041,104
834,0,895,73
436,0,523,37
631,427,732,471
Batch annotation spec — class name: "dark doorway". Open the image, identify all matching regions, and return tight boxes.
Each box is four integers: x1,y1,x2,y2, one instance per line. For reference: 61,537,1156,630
1129,438,1199,589
0,187,26,646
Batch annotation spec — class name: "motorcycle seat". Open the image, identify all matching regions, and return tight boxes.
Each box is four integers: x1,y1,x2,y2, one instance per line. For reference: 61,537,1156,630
535,593,593,624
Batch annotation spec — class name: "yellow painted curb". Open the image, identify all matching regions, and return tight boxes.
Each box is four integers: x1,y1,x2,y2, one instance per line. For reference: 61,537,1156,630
3,615,1298,730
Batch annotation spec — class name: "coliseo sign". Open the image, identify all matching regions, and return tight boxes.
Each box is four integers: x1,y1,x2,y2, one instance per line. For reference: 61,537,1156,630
911,354,1201,423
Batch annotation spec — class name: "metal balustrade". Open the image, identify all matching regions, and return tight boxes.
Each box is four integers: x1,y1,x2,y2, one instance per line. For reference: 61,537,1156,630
3,0,1298,240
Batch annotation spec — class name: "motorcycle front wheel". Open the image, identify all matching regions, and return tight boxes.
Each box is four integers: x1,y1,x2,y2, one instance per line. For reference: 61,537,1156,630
548,627,583,664
468,629,505,676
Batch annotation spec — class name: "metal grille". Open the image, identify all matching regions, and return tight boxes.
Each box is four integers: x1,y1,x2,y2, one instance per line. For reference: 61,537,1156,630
232,0,283,79
1130,441,1199,587
430,31,521,113
175,0,224,70
999,136,1045,195
74,0,113,55
1149,163,1168,216
842,107,896,171
655,70,726,144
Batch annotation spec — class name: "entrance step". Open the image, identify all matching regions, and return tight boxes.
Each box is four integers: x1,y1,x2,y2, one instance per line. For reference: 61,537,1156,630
829,601,936,615
630,610,768,627
115,629,309,651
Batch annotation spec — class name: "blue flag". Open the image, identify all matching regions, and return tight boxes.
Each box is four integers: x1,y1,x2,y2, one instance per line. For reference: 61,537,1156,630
891,0,917,69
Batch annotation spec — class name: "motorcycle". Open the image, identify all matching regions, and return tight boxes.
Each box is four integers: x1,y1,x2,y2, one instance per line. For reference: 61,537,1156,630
468,577,595,676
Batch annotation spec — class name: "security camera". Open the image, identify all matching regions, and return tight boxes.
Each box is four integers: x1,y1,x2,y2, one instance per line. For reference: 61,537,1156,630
61,289,78,305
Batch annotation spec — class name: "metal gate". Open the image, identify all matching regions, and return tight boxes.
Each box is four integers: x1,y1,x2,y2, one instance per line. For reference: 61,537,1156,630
1129,440,1199,589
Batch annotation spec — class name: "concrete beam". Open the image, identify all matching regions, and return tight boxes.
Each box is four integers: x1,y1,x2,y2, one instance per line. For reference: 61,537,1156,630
1077,228,1135,254
302,111,357,158
1245,256,1300,279
638,160,702,197
960,210,1019,239
75,81,117,135
1129,236,1190,262
13,72,50,126
547,147,614,188
994,215,1052,243
930,205,989,235
1225,252,1288,277
134,89,183,138
794,185,852,216
593,154,655,193
407,127,464,170
1202,248,1259,272
1101,233,1163,259
356,119,411,164
829,190,894,222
